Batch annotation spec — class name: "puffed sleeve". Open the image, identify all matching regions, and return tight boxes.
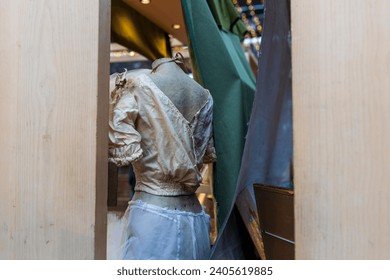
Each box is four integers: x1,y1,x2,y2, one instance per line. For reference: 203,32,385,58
108,74,143,166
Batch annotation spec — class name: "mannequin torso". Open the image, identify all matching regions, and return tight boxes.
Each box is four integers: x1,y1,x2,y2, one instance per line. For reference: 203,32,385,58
109,56,213,259
132,57,209,213
147,58,208,122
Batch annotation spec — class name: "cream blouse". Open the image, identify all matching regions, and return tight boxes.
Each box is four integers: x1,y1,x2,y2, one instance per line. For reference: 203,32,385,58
108,71,216,196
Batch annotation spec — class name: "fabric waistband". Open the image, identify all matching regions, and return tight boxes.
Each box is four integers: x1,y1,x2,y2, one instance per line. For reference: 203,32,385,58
132,191,202,213
134,181,199,196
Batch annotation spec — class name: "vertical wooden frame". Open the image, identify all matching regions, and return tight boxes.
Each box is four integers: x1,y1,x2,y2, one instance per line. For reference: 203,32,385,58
0,0,110,259
292,0,390,259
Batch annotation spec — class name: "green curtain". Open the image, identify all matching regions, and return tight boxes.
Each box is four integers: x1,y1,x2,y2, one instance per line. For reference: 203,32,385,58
207,0,248,40
111,0,171,61
182,0,255,225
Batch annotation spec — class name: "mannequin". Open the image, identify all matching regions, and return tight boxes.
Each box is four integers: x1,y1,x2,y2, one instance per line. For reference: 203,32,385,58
147,57,208,122
108,54,216,260
132,57,208,213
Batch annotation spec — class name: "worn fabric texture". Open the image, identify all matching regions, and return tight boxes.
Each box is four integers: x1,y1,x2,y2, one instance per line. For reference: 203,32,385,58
210,0,293,259
119,200,211,260
108,71,216,196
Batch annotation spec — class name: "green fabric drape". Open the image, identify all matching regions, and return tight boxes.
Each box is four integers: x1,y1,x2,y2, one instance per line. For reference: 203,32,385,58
111,0,171,61
207,0,248,40
182,0,255,225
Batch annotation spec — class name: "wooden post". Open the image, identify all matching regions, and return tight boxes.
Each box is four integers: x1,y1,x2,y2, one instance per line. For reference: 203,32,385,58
0,0,110,259
292,0,390,259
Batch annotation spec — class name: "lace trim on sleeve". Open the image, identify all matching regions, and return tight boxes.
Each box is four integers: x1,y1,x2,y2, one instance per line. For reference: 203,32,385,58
109,145,143,166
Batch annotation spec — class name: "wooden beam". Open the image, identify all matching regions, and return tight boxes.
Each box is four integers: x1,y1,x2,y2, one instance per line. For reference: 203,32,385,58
0,0,110,259
292,0,390,259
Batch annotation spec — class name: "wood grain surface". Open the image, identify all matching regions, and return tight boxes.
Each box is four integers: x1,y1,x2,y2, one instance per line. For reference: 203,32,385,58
0,0,110,259
292,0,390,259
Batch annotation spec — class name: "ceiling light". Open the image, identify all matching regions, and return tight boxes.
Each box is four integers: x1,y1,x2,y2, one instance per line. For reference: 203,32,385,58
140,0,150,4
172,24,181,30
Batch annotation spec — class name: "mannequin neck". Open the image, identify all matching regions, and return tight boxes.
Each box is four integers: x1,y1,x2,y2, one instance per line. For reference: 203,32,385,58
151,57,186,74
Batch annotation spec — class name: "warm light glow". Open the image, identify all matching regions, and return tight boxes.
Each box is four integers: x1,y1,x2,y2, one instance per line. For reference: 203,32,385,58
140,0,150,4
172,24,181,30
110,50,139,58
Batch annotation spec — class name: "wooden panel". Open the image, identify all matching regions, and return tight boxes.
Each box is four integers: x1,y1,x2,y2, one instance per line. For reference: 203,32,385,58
292,0,390,259
262,234,294,260
254,185,294,259
254,185,294,241
0,0,110,259
107,163,119,207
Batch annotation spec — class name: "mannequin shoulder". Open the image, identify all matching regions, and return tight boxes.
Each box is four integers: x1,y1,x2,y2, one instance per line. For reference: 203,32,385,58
125,69,150,79
110,69,150,81
110,69,151,91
